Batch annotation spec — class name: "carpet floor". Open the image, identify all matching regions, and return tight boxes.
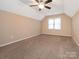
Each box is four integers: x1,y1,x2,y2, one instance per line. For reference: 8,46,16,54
0,34,79,59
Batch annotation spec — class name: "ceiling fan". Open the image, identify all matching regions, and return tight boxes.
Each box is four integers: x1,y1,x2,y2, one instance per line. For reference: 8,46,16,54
30,0,52,11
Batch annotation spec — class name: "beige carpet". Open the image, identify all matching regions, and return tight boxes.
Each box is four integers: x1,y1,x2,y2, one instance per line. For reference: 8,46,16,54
0,34,79,59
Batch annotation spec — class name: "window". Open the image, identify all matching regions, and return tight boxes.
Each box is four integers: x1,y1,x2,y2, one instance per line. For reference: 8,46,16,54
48,17,61,30
54,18,61,30
48,19,54,29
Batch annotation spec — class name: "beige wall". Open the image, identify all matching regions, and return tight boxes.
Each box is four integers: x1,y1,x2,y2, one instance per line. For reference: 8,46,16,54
72,10,79,46
41,14,72,36
0,10,41,46
0,10,75,46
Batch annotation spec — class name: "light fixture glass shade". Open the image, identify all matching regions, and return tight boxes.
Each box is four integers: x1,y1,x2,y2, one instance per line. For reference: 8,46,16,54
38,3,44,9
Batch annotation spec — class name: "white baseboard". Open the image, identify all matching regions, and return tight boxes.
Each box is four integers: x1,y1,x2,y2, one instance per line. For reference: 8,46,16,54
73,38,79,47
41,33,72,37
0,34,40,47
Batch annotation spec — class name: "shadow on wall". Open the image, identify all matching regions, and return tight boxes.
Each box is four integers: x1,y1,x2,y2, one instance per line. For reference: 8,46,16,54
72,10,79,46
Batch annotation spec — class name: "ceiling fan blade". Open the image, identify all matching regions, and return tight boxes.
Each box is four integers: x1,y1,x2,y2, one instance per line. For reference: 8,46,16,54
35,0,39,3
45,0,52,4
40,0,43,2
45,6,51,9
30,5,38,7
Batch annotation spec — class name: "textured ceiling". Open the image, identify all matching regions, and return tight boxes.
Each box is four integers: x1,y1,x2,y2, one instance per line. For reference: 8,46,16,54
0,0,79,20
64,0,79,17
0,0,64,20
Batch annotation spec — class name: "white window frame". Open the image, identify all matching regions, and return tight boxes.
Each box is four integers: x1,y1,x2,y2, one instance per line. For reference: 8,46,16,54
48,17,61,30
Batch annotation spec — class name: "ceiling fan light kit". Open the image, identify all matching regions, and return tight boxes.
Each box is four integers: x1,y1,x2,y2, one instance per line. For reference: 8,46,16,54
38,3,44,9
